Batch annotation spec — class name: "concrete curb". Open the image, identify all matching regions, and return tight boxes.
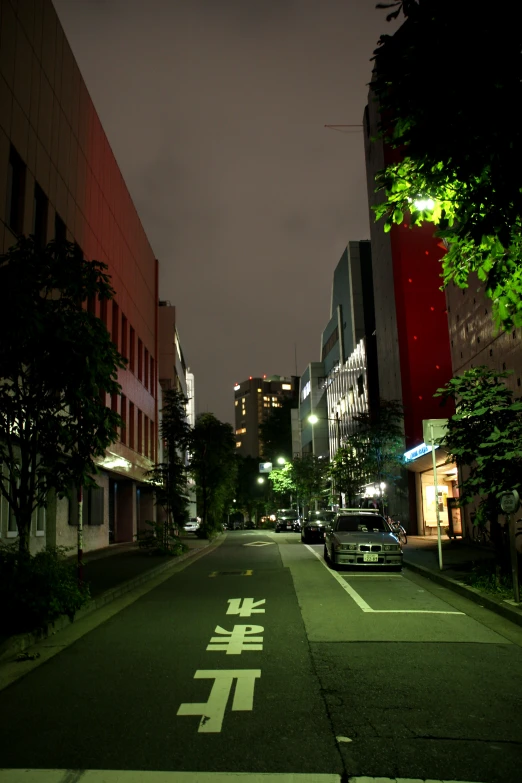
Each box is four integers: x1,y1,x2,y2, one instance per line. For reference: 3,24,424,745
0,533,225,663
403,558,522,628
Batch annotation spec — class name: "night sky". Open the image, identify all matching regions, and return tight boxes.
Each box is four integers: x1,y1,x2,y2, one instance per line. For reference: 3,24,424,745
53,0,398,425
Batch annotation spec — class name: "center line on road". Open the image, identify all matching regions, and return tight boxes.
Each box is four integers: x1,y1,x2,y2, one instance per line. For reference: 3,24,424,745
304,545,464,614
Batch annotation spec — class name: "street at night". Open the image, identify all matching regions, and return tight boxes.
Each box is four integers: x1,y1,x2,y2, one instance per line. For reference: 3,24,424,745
1,532,521,783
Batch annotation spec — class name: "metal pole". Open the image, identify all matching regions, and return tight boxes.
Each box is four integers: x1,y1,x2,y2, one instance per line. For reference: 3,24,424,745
77,485,84,585
509,512,520,603
431,423,443,570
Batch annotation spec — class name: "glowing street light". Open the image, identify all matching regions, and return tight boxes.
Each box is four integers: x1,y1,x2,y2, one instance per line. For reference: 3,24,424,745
277,457,286,465
257,477,265,484
308,414,319,425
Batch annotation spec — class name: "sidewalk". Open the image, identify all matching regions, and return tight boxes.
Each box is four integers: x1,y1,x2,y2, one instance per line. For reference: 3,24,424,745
0,533,223,662
403,535,522,627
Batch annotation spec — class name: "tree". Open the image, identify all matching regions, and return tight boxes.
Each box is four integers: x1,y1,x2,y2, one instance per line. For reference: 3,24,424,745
328,437,368,508
0,237,125,555
268,462,296,501
148,389,191,532
189,413,236,534
371,1,522,329
291,454,327,510
435,366,522,571
259,397,296,461
234,455,267,526
351,400,405,513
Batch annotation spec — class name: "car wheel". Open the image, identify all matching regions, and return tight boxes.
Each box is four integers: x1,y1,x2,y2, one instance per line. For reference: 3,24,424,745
323,544,329,562
330,549,339,570
301,532,307,544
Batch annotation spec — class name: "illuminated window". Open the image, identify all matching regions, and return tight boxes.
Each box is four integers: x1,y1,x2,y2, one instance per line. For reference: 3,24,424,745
236,427,246,435
301,381,311,401
236,441,242,448
257,388,262,392
263,396,270,401
272,397,277,401
235,400,239,406
282,383,291,390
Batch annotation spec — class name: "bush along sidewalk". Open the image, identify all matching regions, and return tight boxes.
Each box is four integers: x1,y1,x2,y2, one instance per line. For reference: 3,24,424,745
135,519,189,557
463,560,515,600
0,542,91,639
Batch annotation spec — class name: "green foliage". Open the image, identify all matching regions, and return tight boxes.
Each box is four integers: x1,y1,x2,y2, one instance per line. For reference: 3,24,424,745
0,237,126,554
435,367,522,504
148,389,191,529
290,454,327,507
351,400,405,487
329,440,367,507
268,462,296,497
0,543,90,636
435,366,522,571
189,413,237,535
135,520,188,557
464,560,513,599
371,1,522,329
259,397,296,461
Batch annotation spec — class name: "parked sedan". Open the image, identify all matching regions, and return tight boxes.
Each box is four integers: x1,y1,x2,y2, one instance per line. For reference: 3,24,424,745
183,518,200,534
301,510,337,543
324,511,403,570
275,509,300,533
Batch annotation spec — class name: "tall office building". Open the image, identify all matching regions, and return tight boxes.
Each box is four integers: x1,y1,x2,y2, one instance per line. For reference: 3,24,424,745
233,375,298,459
0,0,159,551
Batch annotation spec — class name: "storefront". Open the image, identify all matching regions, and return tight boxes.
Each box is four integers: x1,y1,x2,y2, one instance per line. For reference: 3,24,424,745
404,442,463,537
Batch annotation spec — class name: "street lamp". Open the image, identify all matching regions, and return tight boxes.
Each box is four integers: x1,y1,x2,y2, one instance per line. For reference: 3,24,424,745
257,477,265,484
277,456,286,465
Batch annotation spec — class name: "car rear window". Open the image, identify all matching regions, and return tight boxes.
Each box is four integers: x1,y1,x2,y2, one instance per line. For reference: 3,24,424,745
335,515,389,532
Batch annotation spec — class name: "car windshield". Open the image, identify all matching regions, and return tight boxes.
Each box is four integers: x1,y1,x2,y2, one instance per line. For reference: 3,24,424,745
335,515,389,533
310,512,336,521
279,511,297,519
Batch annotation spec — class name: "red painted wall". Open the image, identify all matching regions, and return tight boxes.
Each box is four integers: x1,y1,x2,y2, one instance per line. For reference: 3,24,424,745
390,219,454,449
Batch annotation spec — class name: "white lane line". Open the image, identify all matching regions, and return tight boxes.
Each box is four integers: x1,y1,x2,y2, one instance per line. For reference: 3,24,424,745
0,771,342,782
304,545,464,615
304,544,373,612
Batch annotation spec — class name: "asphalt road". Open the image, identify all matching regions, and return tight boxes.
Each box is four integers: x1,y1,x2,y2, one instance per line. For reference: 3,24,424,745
1,530,522,783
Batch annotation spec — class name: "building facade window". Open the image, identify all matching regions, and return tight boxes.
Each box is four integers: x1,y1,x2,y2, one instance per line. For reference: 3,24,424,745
144,415,149,457
55,212,66,243
129,327,135,372
120,394,127,445
6,145,26,235
137,409,143,453
33,182,48,248
129,402,135,449
236,441,242,448
144,348,149,389
150,419,155,461
121,314,128,360
35,505,45,536
111,301,119,350
150,356,155,395
137,338,143,381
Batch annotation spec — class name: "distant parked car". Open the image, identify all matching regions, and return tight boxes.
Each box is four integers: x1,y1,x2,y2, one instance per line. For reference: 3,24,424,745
301,509,337,543
324,510,403,570
275,509,300,533
183,518,200,534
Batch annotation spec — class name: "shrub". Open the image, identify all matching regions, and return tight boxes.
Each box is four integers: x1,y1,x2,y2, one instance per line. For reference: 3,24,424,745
0,543,91,637
135,520,188,556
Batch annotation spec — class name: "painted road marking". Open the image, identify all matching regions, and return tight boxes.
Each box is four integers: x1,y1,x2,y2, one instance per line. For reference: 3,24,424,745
304,545,464,615
227,598,266,616
177,669,261,733
244,541,275,546
209,570,253,577
206,624,264,654
0,771,342,782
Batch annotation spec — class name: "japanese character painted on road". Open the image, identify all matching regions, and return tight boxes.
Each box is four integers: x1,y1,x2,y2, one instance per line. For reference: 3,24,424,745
226,598,266,617
177,669,261,733
206,624,264,654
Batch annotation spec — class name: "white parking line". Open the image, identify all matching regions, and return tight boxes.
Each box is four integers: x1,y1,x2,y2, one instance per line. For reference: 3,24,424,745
304,545,464,615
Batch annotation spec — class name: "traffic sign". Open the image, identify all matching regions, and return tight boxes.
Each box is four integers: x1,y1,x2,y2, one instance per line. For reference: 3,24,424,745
501,490,520,515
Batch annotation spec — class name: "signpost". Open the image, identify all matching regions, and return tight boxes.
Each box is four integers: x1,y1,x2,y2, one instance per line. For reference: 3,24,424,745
422,418,449,571
500,490,520,604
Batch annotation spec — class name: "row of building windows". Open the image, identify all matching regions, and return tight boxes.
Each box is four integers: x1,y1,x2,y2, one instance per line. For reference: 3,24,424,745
116,395,155,460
